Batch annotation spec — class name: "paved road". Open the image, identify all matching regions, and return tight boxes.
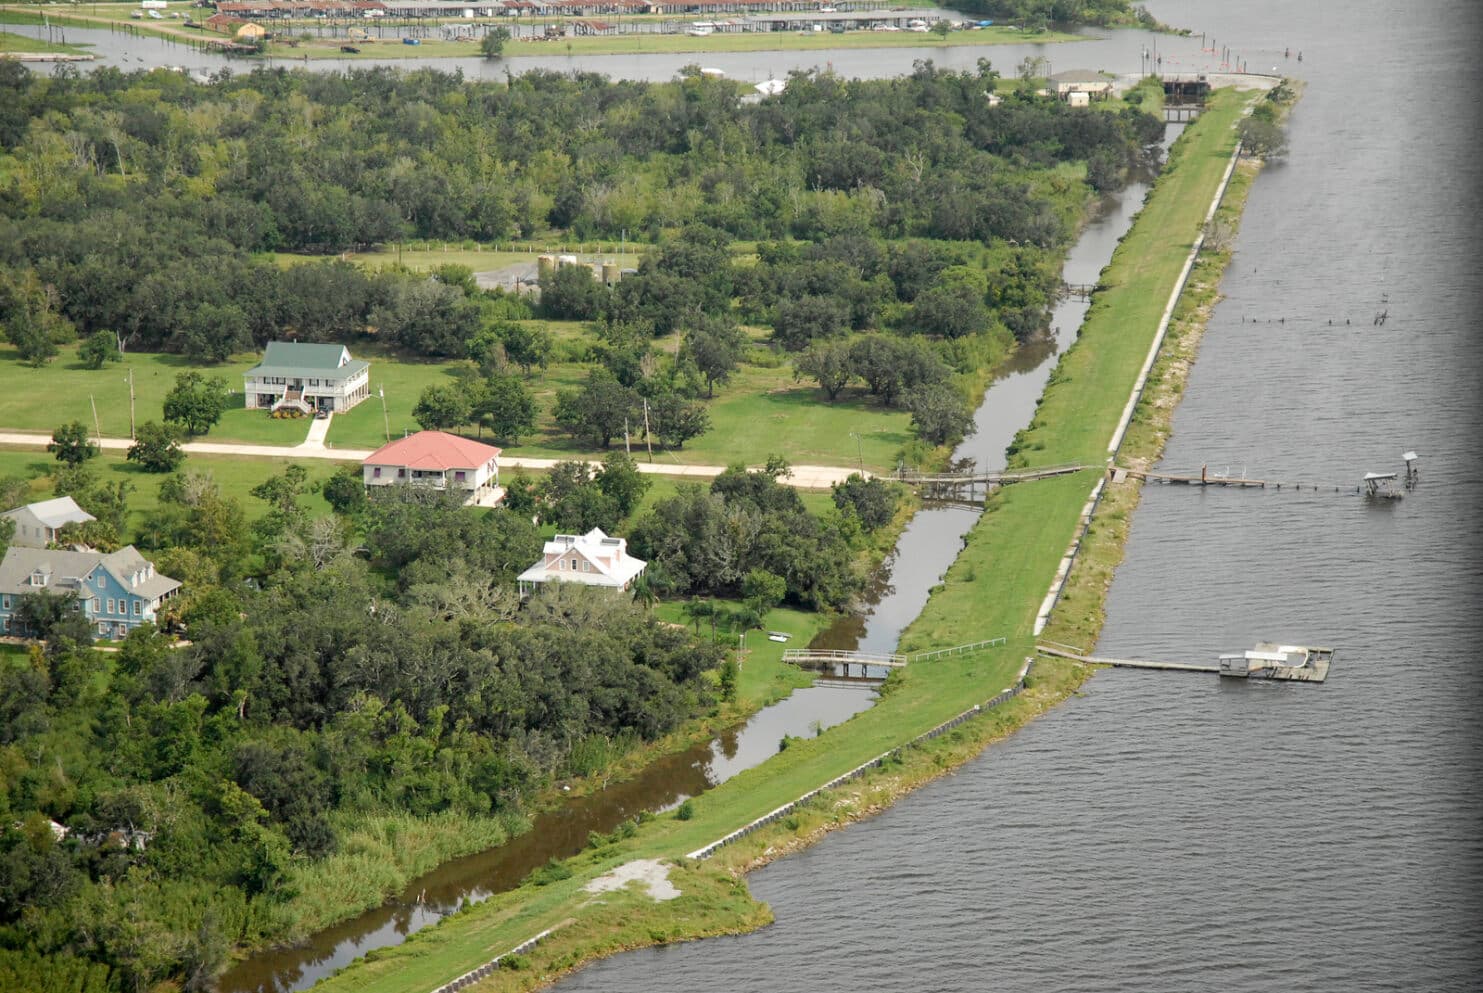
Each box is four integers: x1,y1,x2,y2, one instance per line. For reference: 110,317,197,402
0,432,865,489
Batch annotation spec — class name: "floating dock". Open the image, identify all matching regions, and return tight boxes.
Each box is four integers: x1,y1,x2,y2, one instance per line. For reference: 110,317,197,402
1037,642,1333,683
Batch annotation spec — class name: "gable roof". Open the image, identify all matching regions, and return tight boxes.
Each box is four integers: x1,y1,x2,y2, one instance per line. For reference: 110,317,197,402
364,431,502,472
0,545,180,600
520,527,646,587
3,496,95,530
247,342,368,380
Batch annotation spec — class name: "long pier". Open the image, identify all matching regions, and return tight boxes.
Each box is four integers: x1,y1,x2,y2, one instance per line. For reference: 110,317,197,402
1110,464,1349,492
1035,644,1219,673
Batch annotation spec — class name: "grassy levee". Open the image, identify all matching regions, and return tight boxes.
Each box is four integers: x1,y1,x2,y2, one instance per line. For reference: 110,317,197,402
306,96,1261,993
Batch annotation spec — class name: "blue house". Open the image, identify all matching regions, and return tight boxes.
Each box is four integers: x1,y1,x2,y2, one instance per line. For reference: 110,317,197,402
0,546,181,641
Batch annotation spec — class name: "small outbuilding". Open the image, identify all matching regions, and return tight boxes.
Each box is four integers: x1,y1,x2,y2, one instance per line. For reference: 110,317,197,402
2,497,95,548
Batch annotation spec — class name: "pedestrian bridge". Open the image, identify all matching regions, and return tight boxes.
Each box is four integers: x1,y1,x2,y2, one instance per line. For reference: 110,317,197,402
782,637,1008,672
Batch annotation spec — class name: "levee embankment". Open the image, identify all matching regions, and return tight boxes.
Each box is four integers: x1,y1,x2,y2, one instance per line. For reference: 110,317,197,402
307,85,1271,993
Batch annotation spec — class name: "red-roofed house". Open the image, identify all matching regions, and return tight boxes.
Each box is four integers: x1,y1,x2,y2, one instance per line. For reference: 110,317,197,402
362,431,504,506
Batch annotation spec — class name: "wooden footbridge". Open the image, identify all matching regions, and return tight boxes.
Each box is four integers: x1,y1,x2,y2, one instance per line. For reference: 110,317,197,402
783,637,1008,676
893,463,1085,502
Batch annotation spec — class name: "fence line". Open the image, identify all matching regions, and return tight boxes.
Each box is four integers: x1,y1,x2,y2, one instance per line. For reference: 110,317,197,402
419,648,1029,992
909,637,1007,663
685,656,1035,861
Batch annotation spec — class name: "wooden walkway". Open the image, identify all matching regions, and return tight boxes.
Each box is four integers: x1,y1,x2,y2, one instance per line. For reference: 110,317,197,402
1036,644,1219,674
783,637,1008,674
894,463,1085,488
1111,464,1349,492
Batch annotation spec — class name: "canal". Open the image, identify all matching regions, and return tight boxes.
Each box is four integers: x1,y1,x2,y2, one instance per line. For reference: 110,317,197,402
551,2,1483,991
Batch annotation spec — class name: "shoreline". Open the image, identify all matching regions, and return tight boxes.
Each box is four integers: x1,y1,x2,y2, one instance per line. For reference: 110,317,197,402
304,84,1282,993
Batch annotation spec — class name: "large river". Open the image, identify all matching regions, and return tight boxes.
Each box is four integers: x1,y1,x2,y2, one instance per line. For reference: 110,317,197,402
551,1,1483,991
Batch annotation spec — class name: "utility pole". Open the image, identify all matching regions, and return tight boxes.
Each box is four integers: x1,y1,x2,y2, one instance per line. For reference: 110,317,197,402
642,397,653,462
127,367,136,440
89,395,102,448
378,387,390,442
623,417,631,455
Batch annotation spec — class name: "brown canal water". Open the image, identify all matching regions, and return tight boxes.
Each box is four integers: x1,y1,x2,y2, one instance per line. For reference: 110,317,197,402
217,681,877,992
816,162,1161,659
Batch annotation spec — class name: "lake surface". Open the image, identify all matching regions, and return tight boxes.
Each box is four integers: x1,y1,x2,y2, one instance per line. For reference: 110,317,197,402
14,16,1243,83
553,1,1483,990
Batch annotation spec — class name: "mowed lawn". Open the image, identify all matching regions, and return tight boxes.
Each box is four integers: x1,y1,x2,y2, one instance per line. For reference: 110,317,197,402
0,447,341,538
308,89,1263,993
0,344,320,447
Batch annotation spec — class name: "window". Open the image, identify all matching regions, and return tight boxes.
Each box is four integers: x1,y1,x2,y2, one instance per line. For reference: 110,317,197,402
454,470,466,483
97,576,105,589
571,558,578,570
373,466,382,478
398,468,406,478
309,378,320,387
582,561,591,573
1,595,8,609
133,601,142,616
97,623,106,635
106,598,114,614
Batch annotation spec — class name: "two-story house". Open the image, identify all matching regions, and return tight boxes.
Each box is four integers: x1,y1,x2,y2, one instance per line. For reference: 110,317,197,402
517,528,647,595
243,342,371,414
0,546,181,640
2,497,95,548
362,431,504,507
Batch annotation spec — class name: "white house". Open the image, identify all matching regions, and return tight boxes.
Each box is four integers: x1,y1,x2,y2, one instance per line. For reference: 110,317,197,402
2,497,95,548
243,342,371,414
517,528,646,595
1048,69,1114,102
362,431,504,506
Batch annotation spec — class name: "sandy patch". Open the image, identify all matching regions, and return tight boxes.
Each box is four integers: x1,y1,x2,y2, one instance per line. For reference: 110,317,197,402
584,859,681,902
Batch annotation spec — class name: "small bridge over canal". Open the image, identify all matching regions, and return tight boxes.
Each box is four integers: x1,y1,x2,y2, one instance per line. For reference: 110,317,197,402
893,463,1085,503
784,637,1008,677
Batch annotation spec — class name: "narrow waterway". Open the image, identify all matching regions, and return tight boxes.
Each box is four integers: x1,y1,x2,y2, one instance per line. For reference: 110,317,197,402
552,2,1483,991
815,162,1160,656
215,61,1171,993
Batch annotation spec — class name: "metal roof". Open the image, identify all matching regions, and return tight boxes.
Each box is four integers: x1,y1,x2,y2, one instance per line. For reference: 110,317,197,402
3,496,95,530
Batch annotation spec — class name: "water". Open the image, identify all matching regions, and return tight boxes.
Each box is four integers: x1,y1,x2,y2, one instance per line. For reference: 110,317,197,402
552,1,1483,989
12,19,1233,82
816,165,1159,656
219,683,877,993
217,35,1170,990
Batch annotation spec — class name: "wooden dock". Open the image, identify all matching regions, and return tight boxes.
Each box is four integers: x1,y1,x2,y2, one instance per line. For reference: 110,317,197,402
1036,645,1219,673
1111,464,1349,492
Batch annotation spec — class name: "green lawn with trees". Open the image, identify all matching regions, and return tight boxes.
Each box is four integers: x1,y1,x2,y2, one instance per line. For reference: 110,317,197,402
0,37,1187,990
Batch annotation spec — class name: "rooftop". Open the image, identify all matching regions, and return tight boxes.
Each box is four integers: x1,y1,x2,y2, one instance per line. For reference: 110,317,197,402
3,496,95,530
365,431,502,472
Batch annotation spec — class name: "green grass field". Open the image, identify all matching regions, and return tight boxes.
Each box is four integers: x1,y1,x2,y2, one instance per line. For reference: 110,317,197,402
305,86,1261,993
0,28,90,54
0,447,341,538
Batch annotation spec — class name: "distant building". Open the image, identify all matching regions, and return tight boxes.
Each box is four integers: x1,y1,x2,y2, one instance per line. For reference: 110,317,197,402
0,545,181,640
362,431,504,506
517,527,646,595
2,497,95,548
1048,69,1114,101
244,342,370,414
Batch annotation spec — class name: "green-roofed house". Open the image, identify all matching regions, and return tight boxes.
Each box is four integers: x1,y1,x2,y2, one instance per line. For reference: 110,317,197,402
243,342,371,414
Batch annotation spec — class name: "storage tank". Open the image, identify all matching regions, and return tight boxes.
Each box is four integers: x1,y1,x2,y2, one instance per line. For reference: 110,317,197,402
537,254,556,279
601,262,619,286
557,253,578,267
